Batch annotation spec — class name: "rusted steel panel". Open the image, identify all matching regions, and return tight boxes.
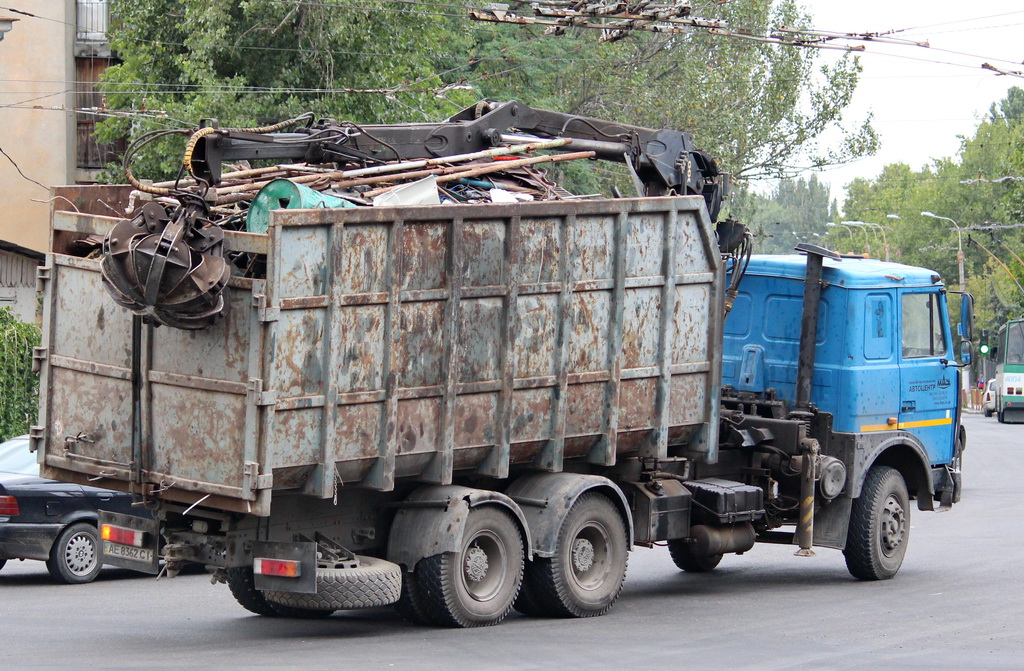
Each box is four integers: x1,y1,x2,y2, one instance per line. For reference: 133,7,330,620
149,286,254,384
50,259,132,368
38,195,722,512
48,366,132,463
148,386,247,489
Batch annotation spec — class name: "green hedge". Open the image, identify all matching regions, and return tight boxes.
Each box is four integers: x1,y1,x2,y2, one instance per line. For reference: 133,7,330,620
0,307,40,441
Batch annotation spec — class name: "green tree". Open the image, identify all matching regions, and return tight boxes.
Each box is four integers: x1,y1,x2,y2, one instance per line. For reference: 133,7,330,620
0,308,40,440
98,0,477,179
98,0,875,191
731,174,836,253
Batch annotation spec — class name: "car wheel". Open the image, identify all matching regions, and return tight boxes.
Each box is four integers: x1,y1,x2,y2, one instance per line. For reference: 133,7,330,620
983,407,992,417
46,522,102,584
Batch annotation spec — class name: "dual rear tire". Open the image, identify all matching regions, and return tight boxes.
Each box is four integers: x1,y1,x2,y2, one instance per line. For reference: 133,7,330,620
404,506,524,628
400,494,629,627
516,493,628,618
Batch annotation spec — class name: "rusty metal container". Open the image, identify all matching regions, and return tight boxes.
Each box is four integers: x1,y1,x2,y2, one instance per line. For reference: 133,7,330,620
35,187,723,516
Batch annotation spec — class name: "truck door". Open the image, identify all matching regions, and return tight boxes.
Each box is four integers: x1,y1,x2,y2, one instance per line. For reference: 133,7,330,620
898,290,957,464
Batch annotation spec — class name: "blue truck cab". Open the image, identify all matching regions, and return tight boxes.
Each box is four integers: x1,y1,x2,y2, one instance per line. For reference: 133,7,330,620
718,252,967,558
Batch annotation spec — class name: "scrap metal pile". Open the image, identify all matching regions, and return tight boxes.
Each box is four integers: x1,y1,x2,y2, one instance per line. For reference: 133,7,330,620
99,100,728,329
136,135,593,222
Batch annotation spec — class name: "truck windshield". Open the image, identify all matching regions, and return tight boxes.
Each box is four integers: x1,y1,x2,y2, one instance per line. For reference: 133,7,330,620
901,292,946,359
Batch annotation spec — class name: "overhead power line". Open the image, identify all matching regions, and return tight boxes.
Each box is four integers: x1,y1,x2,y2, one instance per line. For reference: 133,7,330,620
960,176,1024,184
468,0,1024,77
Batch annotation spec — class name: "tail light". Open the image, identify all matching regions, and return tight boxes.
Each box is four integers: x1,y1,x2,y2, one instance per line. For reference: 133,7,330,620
0,495,19,516
254,557,302,578
100,523,146,547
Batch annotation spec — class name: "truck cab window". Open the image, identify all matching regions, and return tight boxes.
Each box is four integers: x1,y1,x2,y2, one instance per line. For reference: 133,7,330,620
901,292,946,359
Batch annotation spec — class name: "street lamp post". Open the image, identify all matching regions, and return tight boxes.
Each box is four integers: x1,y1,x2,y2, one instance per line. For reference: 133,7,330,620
921,211,965,292
826,222,858,253
921,211,970,405
843,221,888,260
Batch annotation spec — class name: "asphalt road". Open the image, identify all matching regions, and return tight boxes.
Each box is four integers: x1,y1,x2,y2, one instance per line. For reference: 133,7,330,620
2,413,1021,670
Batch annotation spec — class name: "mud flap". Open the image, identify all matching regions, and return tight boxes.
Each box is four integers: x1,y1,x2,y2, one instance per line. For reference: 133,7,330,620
252,540,318,594
99,510,161,574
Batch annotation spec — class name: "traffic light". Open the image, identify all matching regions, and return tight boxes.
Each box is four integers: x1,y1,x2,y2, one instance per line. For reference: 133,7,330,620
980,329,991,356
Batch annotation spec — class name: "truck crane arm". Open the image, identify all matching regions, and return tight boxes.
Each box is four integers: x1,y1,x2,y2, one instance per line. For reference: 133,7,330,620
188,100,728,221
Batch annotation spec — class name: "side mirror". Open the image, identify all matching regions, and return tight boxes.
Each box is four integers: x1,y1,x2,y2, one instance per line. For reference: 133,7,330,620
958,293,974,341
960,340,973,366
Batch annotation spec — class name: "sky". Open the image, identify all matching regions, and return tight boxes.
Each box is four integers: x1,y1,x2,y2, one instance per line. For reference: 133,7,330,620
788,1,1024,209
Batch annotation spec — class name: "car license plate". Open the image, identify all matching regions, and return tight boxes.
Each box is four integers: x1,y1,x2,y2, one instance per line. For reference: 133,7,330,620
103,540,154,563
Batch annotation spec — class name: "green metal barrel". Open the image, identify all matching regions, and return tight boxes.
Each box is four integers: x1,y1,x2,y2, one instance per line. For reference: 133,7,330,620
246,179,355,234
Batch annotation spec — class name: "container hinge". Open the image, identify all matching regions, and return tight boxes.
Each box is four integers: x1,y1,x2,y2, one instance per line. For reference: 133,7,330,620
31,346,47,373
253,294,279,323
244,462,273,490
36,264,52,291
28,426,45,452
247,378,277,406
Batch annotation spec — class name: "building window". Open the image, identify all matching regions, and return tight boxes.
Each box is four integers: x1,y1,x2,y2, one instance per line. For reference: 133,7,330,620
76,0,109,43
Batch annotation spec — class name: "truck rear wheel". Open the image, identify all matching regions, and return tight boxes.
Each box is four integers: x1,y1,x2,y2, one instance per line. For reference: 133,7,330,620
414,506,524,627
844,465,910,581
227,566,283,616
667,541,723,572
394,573,430,623
516,493,628,618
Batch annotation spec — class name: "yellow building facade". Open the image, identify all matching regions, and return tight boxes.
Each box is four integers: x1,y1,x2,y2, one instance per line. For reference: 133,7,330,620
1,0,112,253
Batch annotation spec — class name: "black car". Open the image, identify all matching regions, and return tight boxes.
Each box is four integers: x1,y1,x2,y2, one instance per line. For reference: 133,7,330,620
0,435,147,583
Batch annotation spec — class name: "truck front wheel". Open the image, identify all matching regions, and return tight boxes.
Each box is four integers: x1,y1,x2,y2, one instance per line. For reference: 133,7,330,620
844,465,910,581
414,506,524,627
516,493,628,618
